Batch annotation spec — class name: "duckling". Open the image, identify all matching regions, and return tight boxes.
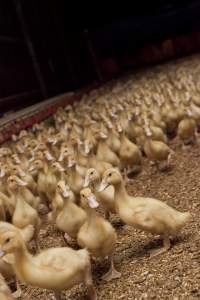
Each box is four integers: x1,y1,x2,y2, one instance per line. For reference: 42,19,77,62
66,155,85,198
72,138,88,167
0,222,34,245
96,130,120,167
8,176,41,251
50,181,86,243
83,139,112,174
28,159,55,207
84,168,115,219
116,123,142,178
177,109,197,145
143,128,173,171
78,188,121,281
105,122,121,154
14,143,29,170
0,222,34,298
10,165,38,196
7,175,40,210
99,168,191,257
0,231,96,300
0,164,11,196
51,162,66,181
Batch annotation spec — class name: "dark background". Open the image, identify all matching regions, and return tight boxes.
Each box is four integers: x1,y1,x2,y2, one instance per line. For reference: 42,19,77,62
1,0,200,113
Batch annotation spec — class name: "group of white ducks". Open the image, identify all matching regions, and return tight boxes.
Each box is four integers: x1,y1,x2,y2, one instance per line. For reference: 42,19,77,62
0,56,200,299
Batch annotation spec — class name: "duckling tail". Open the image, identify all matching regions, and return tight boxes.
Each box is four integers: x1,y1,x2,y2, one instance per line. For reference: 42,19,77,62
78,248,90,261
178,211,192,227
20,225,35,243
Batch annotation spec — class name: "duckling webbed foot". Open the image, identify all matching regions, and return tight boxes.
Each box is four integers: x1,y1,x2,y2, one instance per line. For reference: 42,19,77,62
105,210,111,221
63,233,74,245
101,256,121,281
150,236,171,258
123,168,132,183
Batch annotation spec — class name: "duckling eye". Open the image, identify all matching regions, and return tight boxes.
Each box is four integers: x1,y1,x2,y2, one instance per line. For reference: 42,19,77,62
5,238,10,243
108,173,112,177
91,172,94,175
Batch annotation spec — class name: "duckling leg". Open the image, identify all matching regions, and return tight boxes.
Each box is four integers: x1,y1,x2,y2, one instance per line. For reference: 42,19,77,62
53,291,61,300
150,235,171,258
35,239,41,253
12,279,22,298
63,232,73,245
123,168,132,183
105,210,110,221
101,255,121,281
84,265,97,300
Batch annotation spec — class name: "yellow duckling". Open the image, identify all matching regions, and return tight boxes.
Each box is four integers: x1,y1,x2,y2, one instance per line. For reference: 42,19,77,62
95,130,120,167
83,140,113,176
50,181,86,242
8,176,41,251
99,168,191,257
177,109,197,145
116,123,142,177
66,155,85,198
84,168,115,219
0,231,97,300
28,159,56,207
8,172,40,210
0,164,11,196
11,165,38,196
0,222,34,298
0,194,7,221
143,128,173,170
78,188,121,281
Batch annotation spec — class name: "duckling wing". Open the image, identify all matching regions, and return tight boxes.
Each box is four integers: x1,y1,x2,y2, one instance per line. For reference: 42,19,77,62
127,197,181,234
36,248,79,272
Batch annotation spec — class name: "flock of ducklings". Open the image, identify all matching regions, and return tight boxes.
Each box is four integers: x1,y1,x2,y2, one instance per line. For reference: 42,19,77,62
1,56,200,299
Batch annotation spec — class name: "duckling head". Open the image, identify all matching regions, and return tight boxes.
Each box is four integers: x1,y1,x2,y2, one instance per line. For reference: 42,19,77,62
0,164,8,178
11,154,21,165
0,147,12,157
84,139,93,155
56,181,70,198
7,175,27,191
0,231,22,257
51,162,65,174
11,165,26,177
15,143,25,154
99,168,122,191
43,150,54,162
58,147,70,162
83,168,100,187
28,159,43,172
80,188,99,209
67,155,76,168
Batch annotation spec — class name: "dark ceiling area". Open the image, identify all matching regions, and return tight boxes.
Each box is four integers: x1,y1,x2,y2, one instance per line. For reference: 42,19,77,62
0,0,200,113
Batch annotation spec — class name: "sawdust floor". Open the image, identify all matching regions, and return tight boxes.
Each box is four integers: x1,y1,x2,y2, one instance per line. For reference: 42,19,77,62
18,139,200,300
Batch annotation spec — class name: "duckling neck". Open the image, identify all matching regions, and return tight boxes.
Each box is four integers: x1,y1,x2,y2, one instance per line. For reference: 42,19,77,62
85,208,97,225
42,162,49,175
114,180,129,202
92,178,101,192
13,243,27,262
13,243,47,287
